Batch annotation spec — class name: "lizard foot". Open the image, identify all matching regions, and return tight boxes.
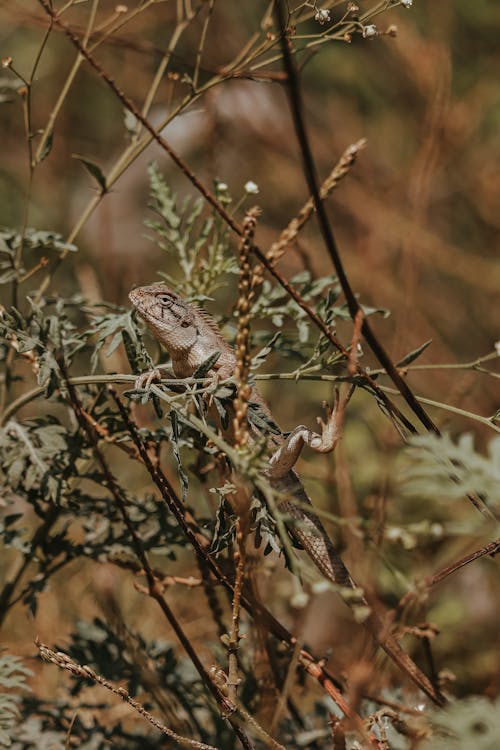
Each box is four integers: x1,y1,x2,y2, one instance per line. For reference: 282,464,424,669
202,369,235,405
202,372,221,406
309,398,339,452
134,368,165,391
268,392,346,480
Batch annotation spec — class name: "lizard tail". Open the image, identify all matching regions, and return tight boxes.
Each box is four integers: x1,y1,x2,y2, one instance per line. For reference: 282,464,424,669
279,489,445,706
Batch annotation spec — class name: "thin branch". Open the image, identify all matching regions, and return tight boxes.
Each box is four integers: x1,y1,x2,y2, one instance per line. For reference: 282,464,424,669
394,538,500,621
4,371,498,435
273,0,439,435
378,384,500,435
226,518,245,701
192,0,215,90
213,667,290,750
108,388,358,718
429,538,500,588
61,370,254,750
35,639,218,750
34,0,417,440
34,0,99,164
260,138,366,280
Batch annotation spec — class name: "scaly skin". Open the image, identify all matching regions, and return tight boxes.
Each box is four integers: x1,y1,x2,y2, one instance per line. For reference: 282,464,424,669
129,284,445,706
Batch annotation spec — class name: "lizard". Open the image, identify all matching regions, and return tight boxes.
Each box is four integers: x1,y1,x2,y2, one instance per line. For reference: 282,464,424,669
128,283,445,706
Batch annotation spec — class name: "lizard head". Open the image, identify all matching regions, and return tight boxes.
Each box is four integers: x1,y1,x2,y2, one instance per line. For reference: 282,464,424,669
129,284,198,353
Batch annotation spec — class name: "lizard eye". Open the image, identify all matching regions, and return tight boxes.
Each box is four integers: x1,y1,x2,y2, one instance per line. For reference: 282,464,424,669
180,320,190,328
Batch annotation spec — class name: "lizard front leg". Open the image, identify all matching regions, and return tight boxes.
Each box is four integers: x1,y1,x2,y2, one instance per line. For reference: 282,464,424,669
134,365,172,391
267,392,348,481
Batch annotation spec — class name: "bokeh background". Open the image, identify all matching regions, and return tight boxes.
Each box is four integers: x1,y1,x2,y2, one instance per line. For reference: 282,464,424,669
1,1,498,421
0,0,498,732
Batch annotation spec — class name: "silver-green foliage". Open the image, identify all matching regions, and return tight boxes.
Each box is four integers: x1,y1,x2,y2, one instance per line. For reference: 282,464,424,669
418,696,500,750
401,433,500,509
145,163,237,298
0,654,32,748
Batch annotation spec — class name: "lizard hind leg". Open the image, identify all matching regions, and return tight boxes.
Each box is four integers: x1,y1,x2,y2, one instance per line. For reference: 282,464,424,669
266,395,346,481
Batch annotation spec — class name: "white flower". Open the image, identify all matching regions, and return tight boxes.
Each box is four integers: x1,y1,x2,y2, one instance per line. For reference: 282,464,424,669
314,9,331,25
362,24,378,38
217,182,228,192
244,180,259,195
401,0,413,7
290,591,309,609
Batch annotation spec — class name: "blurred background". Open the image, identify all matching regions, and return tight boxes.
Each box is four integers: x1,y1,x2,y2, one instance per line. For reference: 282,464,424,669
0,0,498,723
1,1,498,427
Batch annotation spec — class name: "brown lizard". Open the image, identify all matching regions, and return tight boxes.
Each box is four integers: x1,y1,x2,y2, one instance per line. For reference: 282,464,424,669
129,283,445,706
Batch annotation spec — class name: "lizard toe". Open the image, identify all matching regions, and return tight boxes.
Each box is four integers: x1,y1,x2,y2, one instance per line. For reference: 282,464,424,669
134,368,162,391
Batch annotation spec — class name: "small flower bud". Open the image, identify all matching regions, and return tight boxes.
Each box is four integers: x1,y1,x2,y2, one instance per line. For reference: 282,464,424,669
362,24,378,38
314,9,331,25
290,591,309,609
244,180,259,195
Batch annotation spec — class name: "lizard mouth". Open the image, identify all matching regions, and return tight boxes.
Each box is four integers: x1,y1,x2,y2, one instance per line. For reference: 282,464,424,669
129,289,155,319
128,289,142,307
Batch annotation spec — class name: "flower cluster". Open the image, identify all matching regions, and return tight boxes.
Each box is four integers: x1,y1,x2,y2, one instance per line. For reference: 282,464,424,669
314,9,331,25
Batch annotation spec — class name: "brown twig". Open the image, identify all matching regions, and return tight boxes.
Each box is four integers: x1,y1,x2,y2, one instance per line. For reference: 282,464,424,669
12,8,286,81
108,388,364,718
233,207,260,447
227,207,258,698
393,538,500,620
428,538,500,587
227,518,246,700
60,371,254,750
348,309,364,377
35,0,418,439
273,1,495,525
211,668,290,750
253,138,366,287
273,0,438,436
35,638,217,750
108,552,203,589
298,653,377,746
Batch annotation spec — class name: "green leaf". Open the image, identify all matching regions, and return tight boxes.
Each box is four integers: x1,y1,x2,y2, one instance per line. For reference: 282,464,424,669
169,411,189,501
37,128,53,163
396,338,433,367
250,331,281,371
73,154,107,192
210,496,237,554
193,351,221,379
